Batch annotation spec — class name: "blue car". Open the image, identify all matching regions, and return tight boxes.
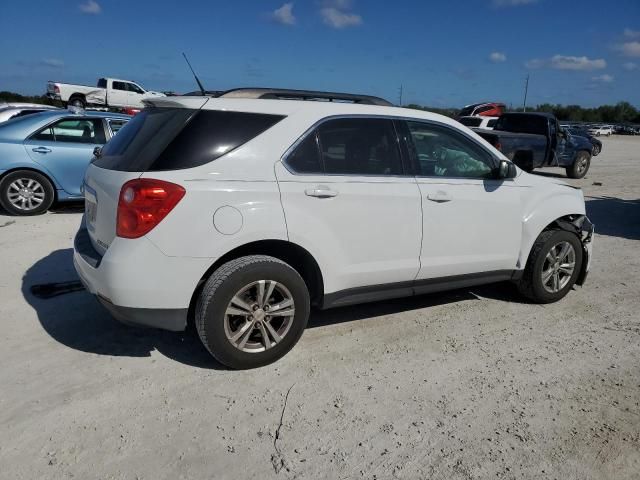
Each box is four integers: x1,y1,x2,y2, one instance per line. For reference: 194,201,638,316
0,109,130,215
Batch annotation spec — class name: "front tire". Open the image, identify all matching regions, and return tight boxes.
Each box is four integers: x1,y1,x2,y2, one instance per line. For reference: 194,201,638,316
518,230,583,303
592,144,601,156
566,151,591,179
195,255,310,369
0,170,55,215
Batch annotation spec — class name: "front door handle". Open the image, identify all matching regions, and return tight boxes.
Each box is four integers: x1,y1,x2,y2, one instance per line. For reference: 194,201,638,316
305,186,338,198
32,147,52,154
427,191,453,203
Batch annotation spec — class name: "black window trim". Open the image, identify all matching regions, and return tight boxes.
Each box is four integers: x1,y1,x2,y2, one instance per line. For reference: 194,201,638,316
400,118,505,180
105,117,129,138
281,114,412,178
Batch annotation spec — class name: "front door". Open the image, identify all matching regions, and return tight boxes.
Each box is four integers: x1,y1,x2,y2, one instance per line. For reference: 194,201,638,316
276,117,422,296
402,120,523,280
24,117,107,196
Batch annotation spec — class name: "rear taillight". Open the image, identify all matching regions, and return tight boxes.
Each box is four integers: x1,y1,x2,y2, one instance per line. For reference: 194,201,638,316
54,84,60,94
116,179,185,239
495,142,502,151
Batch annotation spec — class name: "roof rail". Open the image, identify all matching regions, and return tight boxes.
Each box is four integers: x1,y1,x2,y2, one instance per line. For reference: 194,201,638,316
217,88,393,106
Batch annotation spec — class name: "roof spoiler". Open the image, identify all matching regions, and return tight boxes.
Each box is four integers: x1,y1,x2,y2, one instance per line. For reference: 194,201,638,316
216,88,393,106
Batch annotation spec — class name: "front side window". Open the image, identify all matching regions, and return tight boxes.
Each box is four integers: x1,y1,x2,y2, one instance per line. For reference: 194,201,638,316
127,83,144,94
317,118,402,175
32,118,106,144
406,121,495,178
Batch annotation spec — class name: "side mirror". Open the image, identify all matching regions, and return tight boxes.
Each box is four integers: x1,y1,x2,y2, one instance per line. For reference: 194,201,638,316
93,146,102,158
496,159,517,179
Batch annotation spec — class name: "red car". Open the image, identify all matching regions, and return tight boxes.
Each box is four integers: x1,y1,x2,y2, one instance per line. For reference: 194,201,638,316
459,102,505,117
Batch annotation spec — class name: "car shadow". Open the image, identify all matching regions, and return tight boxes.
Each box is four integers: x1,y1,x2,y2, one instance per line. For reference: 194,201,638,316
50,201,84,214
585,196,640,241
22,248,226,370
531,170,572,179
24,250,529,368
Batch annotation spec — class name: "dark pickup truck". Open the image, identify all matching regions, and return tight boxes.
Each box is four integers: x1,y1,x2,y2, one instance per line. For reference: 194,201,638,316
474,112,593,178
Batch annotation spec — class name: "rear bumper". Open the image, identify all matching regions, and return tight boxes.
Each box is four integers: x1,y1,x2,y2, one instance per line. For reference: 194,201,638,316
73,223,212,331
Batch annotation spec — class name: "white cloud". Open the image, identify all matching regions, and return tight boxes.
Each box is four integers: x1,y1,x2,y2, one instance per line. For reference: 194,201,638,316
41,58,64,68
550,55,606,70
489,51,507,63
616,41,640,57
524,58,545,69
320,7,362,28
271,3,296,25
79,0,101,14
591,74,614,83
623,28,640,39
622,62,638,71
492,0,539,6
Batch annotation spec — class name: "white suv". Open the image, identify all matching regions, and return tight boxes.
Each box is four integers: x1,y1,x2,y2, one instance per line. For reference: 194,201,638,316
74,89,594,369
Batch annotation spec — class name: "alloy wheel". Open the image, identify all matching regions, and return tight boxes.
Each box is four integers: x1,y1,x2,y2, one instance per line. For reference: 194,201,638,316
7,178,45,211
223,280,295,353
541,241,576,293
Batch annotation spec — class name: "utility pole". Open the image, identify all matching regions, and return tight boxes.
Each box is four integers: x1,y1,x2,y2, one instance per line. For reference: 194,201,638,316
398,84,403,106
523,74,530,112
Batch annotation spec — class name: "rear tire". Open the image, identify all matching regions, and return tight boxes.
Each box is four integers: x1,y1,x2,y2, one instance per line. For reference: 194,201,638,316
195,255,310,369
566,151,590,179
518,230,583,303
68,96,85,109
0,170,55,215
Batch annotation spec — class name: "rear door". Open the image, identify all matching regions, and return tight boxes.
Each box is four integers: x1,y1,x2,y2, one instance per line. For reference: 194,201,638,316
401,120,522,280
275,117,422,295
24,117,108,196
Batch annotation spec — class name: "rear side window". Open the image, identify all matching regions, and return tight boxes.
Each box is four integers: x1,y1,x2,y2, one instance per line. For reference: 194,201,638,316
285,118,403,176
95,108,285,171
487,119,497,128
32,118,107,144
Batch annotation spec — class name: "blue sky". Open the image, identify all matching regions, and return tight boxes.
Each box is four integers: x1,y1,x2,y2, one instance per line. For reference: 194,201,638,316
1,0,639,107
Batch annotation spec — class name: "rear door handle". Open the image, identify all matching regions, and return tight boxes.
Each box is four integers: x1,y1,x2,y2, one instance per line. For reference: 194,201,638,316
32,147,52,154
305,186,338,198
427,192,453,203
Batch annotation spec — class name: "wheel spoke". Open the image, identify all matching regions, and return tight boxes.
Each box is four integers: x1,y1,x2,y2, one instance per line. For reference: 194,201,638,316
230,295,253,314
230,320,254,342
237,323,255,349
546,250,557,263
268,298,293,313
542,268,554,284
263,320,282,343
557,243,570,262
553,272,560,292
258,322,272,349
264,281,277,307
226,306,251,317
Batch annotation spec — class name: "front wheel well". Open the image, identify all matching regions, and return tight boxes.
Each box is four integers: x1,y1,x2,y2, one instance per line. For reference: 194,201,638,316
187,240,324,324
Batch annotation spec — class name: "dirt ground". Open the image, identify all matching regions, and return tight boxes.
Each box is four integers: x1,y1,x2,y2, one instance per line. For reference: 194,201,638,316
1,136,639,480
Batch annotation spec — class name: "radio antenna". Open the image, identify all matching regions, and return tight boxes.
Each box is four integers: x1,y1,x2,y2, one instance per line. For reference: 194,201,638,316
182,52,205,95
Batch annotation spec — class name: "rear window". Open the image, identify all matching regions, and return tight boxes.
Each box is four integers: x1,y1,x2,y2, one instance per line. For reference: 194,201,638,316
94,108,285,171
459,117,482,127
494,115,548,136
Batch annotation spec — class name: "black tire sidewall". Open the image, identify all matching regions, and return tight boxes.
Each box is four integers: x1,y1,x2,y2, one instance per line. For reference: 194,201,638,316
530,231,583,303
201,260,310,369
568,152,590,179
0,171,55,215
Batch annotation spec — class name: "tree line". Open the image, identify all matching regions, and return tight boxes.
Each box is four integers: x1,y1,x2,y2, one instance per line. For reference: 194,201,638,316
2,90,638,124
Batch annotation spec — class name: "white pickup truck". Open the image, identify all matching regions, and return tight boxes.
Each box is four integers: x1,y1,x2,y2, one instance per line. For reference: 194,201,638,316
47,77,165,109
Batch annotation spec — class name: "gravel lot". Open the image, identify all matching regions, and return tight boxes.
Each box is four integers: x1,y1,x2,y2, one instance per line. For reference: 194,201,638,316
1,136,639,480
